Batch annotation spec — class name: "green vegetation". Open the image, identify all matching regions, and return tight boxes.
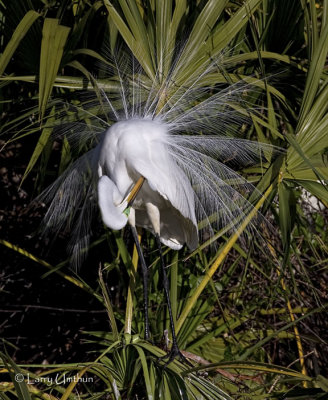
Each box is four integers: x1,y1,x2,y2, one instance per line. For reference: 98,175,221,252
0,0,328,398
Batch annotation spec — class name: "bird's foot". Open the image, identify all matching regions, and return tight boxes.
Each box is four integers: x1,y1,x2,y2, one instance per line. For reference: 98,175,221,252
157,343,194,368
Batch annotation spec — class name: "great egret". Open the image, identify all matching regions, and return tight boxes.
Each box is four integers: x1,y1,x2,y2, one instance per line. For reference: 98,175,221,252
97,118,200,361
39,52,275,362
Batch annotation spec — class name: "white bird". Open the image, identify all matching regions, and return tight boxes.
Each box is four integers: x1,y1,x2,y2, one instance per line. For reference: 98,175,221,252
96,118,201,361
97,118,198,250
38,52,276,362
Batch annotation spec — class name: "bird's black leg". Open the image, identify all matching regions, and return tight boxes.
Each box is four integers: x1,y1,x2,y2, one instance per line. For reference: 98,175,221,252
130,225,150,340
155,234,191,366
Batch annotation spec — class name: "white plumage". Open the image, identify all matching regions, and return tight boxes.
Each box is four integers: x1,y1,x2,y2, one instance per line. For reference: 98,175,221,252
97,118,198,250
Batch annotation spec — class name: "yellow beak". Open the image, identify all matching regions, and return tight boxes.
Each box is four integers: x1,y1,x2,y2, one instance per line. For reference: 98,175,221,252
126,176,145,206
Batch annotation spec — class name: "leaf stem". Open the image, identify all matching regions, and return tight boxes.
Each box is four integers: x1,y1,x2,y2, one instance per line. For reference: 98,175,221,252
124,232,141,334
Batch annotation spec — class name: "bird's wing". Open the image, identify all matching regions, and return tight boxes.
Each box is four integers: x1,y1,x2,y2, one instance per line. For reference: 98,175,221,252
124,135,199,250
127,136,196,216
